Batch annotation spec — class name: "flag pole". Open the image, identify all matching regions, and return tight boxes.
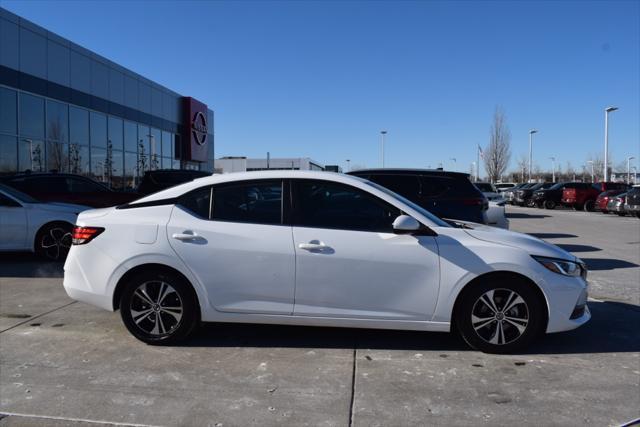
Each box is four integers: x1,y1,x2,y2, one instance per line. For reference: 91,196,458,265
476,145,480,182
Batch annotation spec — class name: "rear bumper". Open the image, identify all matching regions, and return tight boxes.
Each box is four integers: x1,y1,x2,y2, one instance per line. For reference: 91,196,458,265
625,204,640,213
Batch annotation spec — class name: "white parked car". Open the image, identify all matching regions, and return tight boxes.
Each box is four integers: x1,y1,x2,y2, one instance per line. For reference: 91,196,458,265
63,171,590,353
487,200,509,229
475,182,503,201
0,184,88,261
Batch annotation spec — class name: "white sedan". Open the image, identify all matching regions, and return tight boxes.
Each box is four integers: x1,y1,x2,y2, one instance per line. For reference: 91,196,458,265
0,184,88,261
63,171,590,353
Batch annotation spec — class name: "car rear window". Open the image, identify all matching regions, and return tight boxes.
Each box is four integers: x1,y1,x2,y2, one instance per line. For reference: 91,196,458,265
365,174,421,203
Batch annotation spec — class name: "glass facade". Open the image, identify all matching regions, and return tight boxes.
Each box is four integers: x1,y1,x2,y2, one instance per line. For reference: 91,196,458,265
0,84,185,189
0,7,214,187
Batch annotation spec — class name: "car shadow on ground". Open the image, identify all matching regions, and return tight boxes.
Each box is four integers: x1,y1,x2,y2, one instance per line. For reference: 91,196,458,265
0,253,64,278
527,233,578,239
186,301,639,355
555,244,602,253
506,213,551,219
582,258,639,270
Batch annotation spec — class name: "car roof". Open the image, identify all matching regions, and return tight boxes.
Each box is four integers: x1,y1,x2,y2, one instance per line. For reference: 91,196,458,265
132,170,368,203
347,168,470,178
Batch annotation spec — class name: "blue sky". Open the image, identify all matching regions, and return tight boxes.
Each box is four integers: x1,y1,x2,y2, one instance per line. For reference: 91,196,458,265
3,0,639,175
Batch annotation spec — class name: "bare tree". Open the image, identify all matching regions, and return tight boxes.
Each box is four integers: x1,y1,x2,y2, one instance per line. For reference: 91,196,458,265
484,106,512,183
515,155,529,183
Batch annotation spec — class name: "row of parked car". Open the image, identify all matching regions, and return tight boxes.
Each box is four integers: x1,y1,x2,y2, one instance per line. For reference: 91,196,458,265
2,168,511,261
500,181,640,218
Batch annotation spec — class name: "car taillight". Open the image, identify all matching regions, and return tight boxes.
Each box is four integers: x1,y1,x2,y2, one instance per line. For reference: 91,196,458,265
71,226,104,245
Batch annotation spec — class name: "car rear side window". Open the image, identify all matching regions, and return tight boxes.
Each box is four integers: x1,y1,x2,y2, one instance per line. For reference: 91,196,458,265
292,180,401,233
178,186,212,219
211,180,282,225
421,177,453,198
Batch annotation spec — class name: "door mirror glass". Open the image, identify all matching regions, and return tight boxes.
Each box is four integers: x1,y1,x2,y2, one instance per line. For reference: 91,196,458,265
392,215,420,234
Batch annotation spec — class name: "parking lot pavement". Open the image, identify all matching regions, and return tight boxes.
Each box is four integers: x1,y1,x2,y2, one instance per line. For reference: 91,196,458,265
1,210,639,426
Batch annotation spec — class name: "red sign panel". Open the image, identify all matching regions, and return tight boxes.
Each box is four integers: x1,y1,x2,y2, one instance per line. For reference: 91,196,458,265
182,97,209,162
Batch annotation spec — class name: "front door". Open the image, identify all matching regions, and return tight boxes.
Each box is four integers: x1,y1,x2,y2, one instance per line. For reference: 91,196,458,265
291,179,440,320
167,180,295,315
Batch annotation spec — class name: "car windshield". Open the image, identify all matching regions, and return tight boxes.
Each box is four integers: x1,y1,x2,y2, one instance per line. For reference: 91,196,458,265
364,181,451,228
0,183,39,203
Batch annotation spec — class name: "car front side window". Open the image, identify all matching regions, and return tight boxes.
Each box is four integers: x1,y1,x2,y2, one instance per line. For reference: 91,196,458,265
292,179,401,233
211,180,283,225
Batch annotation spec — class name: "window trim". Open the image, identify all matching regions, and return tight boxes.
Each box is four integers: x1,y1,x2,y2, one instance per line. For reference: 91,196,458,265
289,178,403,233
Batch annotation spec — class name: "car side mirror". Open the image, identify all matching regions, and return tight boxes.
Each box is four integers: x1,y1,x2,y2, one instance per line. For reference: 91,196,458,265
392,215,421,234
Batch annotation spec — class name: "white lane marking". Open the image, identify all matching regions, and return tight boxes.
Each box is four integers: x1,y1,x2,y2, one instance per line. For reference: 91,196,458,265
0,412,161,427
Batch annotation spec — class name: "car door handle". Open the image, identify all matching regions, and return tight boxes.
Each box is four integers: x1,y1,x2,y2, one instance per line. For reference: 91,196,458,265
298,242,328,251
172,231,198,241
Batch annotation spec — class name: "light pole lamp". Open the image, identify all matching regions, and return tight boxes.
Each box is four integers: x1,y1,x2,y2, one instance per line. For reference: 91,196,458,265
627,156,635,184
549,157,556,182
345,159,351,172
604,106,618,182
528,129,538,182
380,130,387,167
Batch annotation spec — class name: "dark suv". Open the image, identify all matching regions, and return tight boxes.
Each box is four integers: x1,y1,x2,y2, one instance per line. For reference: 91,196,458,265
137,169,211,196
0,173,140,208
514,182,556,206
347,169,488,224
532,182,579,209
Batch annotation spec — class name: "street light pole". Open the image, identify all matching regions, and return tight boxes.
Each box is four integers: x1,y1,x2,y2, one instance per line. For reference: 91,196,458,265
549,157,556,182
380,130,387,167
528,129,538,182
627,156,635,184
345,159,351,172
604,106,618,182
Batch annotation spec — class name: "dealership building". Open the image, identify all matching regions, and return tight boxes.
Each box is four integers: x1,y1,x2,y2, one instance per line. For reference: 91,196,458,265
0,7,214,190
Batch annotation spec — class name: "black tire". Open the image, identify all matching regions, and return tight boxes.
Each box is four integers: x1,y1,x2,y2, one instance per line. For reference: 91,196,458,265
120,270,199,345
525,199,536,208
616,212,626,216
584,200,596,212
455,276,546,354
601,209,609,214
34,222,73,261
544,200,556,210
573,204,584,211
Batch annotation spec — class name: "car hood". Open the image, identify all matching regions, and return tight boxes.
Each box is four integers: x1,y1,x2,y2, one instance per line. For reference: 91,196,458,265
459,222,577,261
31,202,91,214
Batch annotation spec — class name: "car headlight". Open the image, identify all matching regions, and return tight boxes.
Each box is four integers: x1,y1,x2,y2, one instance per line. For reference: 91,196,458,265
532,256,585,277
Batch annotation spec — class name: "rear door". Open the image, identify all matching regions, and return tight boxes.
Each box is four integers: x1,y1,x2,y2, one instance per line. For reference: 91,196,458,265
290,179,440,320
167,180,296,314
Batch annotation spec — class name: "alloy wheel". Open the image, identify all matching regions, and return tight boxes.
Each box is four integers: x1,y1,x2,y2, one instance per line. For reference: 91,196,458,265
39,226,72,261
129,281,183,336
471,289,529,345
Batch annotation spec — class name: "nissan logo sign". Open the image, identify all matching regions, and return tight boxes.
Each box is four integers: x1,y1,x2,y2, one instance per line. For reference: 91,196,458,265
192,111,208,145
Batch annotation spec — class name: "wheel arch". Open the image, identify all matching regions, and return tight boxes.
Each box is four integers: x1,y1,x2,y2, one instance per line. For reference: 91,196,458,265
33,220,75,252
112,263,201,321
450,270,549,333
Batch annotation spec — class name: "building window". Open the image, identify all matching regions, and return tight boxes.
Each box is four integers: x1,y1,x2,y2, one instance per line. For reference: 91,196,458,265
161,131,173,159
90,147,107,185
124,151,137,190
69,143,90,175
137,125,150,172
46,100,68,142
18,138,45,172
0,88,17,135
150,127,161,170
0,135,18,173
19,93,45,138
90,111,107,149
124,120,137,152
69,106,89,146
46,141,68,172
108,117,124,152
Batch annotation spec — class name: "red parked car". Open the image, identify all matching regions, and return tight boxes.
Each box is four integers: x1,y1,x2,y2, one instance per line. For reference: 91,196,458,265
595,189,627,214
561,182,629,211
0,173,141,208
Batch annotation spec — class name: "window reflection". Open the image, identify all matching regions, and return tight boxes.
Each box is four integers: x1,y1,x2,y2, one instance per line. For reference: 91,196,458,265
124,121,137,152
69,107,89,146
46,141,68,172
90,112,107,148
46,100,68,142
108,117,124,151
110,150,124,190
90,147,107,185
124,151,138,190
137,125,150,173
0,88,17,134
19,93,44,138
150,127,161,170
18,138,45,172
0,135,18,173
69,143,90,175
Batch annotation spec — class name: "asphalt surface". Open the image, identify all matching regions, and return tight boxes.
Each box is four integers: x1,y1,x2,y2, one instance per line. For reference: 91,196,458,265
0,205,638,426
